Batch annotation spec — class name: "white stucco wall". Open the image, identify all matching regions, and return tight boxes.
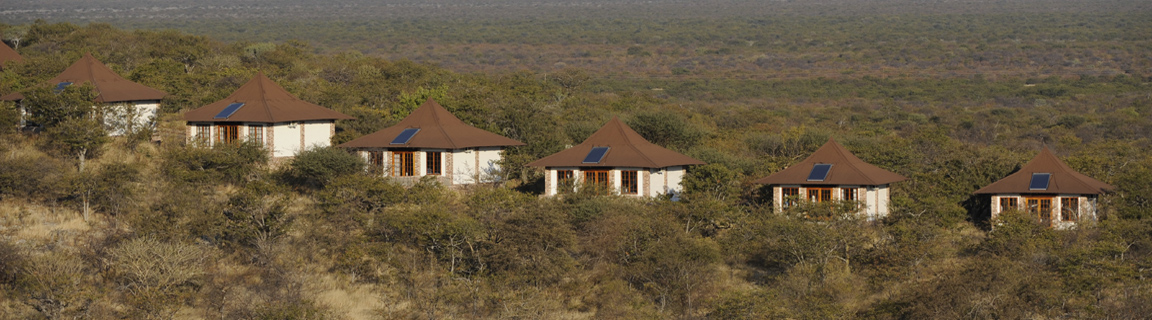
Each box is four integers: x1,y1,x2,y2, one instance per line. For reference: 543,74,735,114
105,101,159,136
451,149,477,184
876,185,890,219
864,186,879,216
476,147,503,183
665,166,686,200
303,121,331,149
273,122,301,157
650,168,667,197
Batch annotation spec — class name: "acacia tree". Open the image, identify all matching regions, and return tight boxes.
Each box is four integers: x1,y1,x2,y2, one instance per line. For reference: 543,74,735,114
45,117,106,173
23,84,106,172
67,162,139,221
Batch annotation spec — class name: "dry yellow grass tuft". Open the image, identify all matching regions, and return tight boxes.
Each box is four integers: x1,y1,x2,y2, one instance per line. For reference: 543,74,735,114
0,200,92,249
308,274,388,320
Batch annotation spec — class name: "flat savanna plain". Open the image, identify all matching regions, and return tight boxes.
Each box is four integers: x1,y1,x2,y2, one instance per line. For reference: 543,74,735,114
4,0,1150,84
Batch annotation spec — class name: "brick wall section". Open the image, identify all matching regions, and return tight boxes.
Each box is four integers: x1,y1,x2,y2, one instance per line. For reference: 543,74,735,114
414,151,423,176
265,124,274,150
445,151,454,185
266,123,274,153
643,170,651,197
545,169,554,196
608,169,614,195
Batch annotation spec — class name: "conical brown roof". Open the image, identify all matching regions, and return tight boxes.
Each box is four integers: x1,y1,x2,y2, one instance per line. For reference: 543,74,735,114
754,139,906,185
184,72,353,123
527,117,704,168
0,43,22,69
339,99,524,149
51,53,167,103
974,147,1113,195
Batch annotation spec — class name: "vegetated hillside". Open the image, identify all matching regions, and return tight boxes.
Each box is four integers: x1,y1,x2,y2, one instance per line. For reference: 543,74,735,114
0,22,1151,319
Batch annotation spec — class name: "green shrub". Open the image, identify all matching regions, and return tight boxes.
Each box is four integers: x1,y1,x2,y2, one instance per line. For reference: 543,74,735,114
626,110,704,150
280,146,364,190
162,140,267,185
0,150,67,201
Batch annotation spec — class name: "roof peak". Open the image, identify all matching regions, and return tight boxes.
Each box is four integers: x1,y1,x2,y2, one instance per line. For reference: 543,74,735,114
48,52,167,103
754,139,906,186
337,98,524,149
527,117,703,168
183,73,352,123
973,147,1114,195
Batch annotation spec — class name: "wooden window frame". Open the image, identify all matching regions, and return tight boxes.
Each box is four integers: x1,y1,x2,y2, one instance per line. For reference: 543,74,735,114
368,151,385,167
557,170,575,192
426,151,442,175
842,187,857,201
217,124,239,144
808,187,832,202
1061,197,1079,222
248,125,263,145
583,170,609,193
781,187,800,208
196,124,211,141
557,170,574,182
621,170,638,195
1000,197,1018,213
391,151,415,177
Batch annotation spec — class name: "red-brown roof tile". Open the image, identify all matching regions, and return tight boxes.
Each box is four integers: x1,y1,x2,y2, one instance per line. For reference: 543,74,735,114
0,43,22,70
0,92,21,101
527,117,704,168
184,72,353,123
973,147,1113,195
52,53,166,103
339,99,524,149
754,139,906,186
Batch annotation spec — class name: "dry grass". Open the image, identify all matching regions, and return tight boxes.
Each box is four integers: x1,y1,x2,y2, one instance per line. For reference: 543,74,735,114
0,199,91,249
307,273,388,320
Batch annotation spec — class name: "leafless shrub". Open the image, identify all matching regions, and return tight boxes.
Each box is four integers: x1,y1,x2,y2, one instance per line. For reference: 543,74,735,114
107,237,214,318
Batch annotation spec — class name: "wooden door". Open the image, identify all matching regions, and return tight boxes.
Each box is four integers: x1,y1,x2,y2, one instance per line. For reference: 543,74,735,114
1026,197,1053,227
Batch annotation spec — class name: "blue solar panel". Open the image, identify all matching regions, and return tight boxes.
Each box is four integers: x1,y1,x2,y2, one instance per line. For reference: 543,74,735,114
53,82,72,93
1029,173,1051,190
390,128,420,144
582,147,610,164
807,164,833,181
213,103,245,119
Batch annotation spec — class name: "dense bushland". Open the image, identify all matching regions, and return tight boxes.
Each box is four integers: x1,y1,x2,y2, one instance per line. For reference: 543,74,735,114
0,21,1150,319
